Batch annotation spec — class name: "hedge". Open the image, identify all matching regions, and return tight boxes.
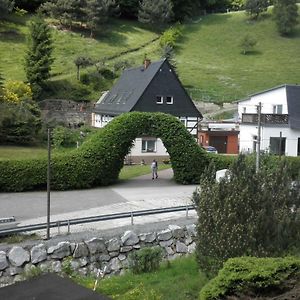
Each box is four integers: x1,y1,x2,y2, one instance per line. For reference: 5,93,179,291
199,256,300,300
0,112,209,192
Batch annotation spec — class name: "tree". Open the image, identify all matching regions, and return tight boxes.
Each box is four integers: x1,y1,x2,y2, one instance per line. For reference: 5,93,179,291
0,70,4,101
273,0,299,36
74,56,93,80
244,0,268,19
0,0,15,19
24,14,54,99
84,0,117,37
193,155,300,275
160,45,177,71
138,0,174,26
0,82,42,144
239,34,257,54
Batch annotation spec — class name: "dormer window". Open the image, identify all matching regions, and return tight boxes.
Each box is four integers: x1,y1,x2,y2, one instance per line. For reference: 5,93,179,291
166,96,173,104
156,95,163,104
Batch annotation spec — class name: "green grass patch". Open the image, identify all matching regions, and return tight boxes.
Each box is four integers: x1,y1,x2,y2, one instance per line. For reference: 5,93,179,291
118,164,171,180
77,255,208,300
0,146,47,161
177,9,300,102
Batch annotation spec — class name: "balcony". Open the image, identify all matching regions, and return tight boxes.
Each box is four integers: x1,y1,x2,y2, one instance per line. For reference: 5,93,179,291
242,113,289,125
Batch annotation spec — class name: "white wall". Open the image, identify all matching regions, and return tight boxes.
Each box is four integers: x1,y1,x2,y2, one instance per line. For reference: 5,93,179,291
129,138,168,157
238,86,300,157
238,86,288,117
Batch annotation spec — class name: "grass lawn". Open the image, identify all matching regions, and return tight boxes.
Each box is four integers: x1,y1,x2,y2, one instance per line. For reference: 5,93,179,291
0,15,160,82
0,146,47,160
77,255,208,300
177,9,300,102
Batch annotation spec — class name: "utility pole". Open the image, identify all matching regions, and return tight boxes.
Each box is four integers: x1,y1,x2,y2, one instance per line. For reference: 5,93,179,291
279,131,282,159
47,128,51,240
256,102,262,173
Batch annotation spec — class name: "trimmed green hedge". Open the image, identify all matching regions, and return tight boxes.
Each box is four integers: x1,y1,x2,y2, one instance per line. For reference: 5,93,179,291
0,112,209,192
200,256,300,300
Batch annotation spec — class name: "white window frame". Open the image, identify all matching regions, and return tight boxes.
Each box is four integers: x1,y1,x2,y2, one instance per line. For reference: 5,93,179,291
273,104,283,114
166,96,173,104
156,95,163,104
141,139,157,153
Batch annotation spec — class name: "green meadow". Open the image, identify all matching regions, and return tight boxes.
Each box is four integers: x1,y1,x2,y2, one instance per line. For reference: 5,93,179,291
0,9,299,102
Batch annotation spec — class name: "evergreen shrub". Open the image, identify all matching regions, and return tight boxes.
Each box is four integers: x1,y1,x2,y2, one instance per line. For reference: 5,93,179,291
194,155,300,276
128,247,163,274
200,256,300,300
0,112,208,192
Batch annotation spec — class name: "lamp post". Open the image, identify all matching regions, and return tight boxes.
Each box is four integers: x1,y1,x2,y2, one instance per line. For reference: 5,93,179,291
47,128,51,240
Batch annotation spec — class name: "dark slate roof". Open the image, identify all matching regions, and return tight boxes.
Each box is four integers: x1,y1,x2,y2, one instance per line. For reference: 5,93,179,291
286,85,300,129
95,59,166,115
94,59,201,118
0,273,111,300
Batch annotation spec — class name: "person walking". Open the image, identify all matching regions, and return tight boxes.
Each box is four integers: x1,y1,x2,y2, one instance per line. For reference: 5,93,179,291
151,159,158,180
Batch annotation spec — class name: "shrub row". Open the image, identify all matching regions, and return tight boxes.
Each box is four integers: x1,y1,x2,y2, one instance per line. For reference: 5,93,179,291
200,256,300,300
0,112,208,192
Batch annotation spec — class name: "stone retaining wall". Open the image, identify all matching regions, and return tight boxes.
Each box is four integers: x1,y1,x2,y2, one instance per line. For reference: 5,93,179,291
0,224,196,287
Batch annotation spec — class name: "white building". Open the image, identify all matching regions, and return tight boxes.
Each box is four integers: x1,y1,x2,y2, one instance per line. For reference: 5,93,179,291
238,84,300,156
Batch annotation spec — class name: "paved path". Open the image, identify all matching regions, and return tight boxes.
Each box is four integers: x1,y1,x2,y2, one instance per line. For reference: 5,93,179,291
0,169,198,237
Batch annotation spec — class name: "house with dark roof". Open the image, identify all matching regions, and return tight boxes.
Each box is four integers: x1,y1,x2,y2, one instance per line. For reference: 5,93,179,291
92,58,202,163
238,84,300,156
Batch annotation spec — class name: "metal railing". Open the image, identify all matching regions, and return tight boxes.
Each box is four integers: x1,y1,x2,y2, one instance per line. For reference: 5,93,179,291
0,205,195,237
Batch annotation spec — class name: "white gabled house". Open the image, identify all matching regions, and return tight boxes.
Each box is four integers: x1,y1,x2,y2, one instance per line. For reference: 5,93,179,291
91,58,202,163
238,84,300,156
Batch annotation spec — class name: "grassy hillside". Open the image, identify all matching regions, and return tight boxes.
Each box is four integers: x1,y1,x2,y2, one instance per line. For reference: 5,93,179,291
0,10,299,102
177,10,300,102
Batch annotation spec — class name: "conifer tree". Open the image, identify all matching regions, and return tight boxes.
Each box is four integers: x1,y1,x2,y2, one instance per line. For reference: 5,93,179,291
0,0,15,19
273,0,298,35
138,0,174,26
244,0,268,19
24,14,54,99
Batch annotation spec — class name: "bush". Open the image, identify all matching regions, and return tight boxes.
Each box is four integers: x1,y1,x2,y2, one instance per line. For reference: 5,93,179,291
0,112,208,191
128,247,163,274
52,126,80,148
159,25,182,48
200,256,300,300
194,155,300,275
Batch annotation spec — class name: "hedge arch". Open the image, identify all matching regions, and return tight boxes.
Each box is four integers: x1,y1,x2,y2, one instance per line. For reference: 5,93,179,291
0,112,210,192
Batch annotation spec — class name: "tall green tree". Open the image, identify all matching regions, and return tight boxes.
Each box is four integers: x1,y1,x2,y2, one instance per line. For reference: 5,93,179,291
84,0,117,37
244,0,269,19
0,0,15,19
138,0,174,25
273,0,298,35
24,14,54,99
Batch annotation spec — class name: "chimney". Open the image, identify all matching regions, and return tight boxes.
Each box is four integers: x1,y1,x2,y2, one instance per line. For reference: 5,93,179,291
144,59,151,70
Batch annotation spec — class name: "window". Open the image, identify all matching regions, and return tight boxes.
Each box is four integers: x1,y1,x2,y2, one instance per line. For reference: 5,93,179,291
273,105,283,114
243,107,246,113
156,96,163,104
166,96,173,104
142,139,156,152
270,137,286,155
